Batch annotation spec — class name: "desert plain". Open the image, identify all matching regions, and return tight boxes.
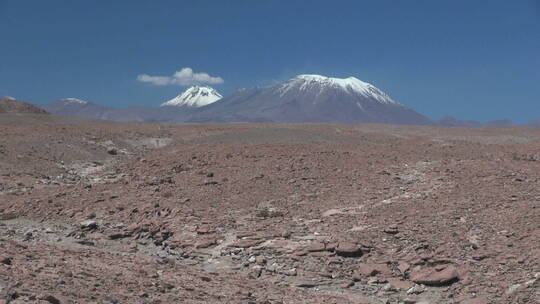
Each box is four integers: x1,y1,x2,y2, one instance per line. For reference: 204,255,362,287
0,114,539,303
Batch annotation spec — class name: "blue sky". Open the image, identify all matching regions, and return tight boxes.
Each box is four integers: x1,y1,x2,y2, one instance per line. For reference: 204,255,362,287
1,0,539,122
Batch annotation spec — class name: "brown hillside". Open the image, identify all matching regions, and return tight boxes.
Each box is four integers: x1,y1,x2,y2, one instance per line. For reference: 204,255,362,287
0,97,48,114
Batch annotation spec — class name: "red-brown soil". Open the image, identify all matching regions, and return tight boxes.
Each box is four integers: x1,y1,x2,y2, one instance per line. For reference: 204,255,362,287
0,114,539,303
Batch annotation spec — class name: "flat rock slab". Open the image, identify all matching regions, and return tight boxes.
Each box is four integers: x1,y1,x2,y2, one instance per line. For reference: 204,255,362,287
335,242,363,257
355,263,392,278
229,239,264,248
410,265,460,286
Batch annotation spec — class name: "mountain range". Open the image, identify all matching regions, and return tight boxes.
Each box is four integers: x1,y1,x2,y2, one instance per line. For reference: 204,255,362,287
525,119,540,128
42,75,434,125
184,75,432,124
16,74,538,126
43,98,109,118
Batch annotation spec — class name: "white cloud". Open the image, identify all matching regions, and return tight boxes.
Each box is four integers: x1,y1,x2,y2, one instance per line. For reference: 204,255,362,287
137,67,224,86
136,74,171,86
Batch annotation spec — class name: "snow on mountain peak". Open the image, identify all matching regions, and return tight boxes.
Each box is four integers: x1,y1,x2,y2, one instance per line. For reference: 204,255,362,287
161,86,222,107
279,74,399,105
3,96,16,101
61,98,88,105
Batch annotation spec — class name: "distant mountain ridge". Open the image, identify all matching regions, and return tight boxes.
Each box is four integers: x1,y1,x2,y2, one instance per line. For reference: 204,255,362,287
436,116,521,128
30,75,538,127
484,119,513,127
43,98,187,122
43,98,110,119
525,118,540,128
437,116,482,128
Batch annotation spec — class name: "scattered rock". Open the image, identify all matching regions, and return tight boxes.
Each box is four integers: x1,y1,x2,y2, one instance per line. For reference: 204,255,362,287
76,239,95,246
196,225,215,234
0,256,13,265
383,226,399,235
249,265,263,278
335,242,363,257
386,278,416,291
295,280,321,288
255,256,266,265
40,294,61,304
410,265,460,286
398,261,410,274
0,213,18,220
355,263,391,278
406,284,425,295
79,220,98,231
1,120,538,303
322,209,343,217
461,297,490,304
280,230,292,239
255,207,284,218
281,268,297,276
106,147,117,155
230,239,264,248
195,238,217,249
305,241,326,252
107,232,129,240
341,280,355,288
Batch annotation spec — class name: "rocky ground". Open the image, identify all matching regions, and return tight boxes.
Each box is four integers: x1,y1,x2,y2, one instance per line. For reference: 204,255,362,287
0,114,539,303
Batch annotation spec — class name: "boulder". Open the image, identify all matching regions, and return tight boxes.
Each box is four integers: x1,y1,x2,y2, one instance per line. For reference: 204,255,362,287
335,242,363,257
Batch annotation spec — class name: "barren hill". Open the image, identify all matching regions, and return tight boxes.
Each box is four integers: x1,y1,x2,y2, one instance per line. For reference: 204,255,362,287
0,96,48,114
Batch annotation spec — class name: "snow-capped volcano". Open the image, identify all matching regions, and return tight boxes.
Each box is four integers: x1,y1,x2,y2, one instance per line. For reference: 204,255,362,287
161,86,222,107
186,74,431,125
278,75,399,105
59,98,88,105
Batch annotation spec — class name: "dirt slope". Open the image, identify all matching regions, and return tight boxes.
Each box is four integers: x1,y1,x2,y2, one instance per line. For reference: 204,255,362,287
0,97,48,114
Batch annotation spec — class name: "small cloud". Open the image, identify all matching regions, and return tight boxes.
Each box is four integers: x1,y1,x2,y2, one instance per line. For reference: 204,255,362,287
137,67,224,86
137,74,171,86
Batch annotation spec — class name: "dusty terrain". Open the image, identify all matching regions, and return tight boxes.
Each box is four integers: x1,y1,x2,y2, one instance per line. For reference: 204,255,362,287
0,114,539,304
